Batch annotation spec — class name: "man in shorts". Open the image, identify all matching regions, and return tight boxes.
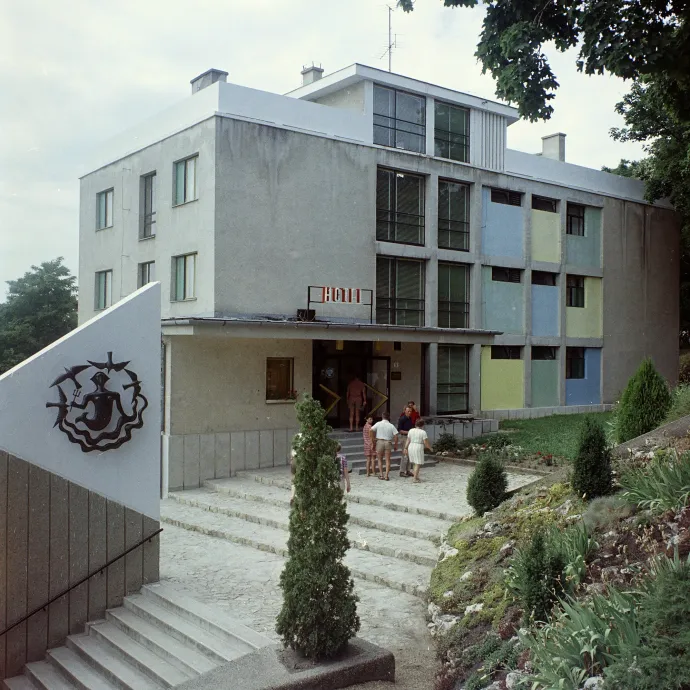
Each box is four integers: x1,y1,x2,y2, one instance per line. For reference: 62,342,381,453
370,412,399,481
346,375,367,432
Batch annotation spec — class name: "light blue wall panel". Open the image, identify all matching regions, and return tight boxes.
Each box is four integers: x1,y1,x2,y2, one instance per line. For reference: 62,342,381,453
566,348,602,405
531,285,559,337
481,187,524,258
481,267,524,334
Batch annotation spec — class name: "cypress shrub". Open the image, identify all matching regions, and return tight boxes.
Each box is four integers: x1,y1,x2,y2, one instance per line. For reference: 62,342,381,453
572,416,613,500
275,396,360,659
466,452,508,515
616,358,671,443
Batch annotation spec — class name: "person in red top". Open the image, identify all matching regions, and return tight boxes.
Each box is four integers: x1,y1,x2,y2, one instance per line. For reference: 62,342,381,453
403,401,420,425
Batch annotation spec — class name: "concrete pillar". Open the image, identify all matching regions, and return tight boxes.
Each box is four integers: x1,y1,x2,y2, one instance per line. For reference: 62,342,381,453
469,344,482,414
524,193,533,407
427,342,438,415
425,97,435,157
425,174,439,328
469,183,483,330
559,200,568,405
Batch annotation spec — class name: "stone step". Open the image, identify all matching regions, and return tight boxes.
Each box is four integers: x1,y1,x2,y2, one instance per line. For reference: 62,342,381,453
105,608,216,677
121,596,247,665
65,634,164,690
2,677,36,690
46,646,120,690
240,471,463,521
159,501,431,598
23,661,79,690
85,621,190,688
202,477,453,540
163,491,438,567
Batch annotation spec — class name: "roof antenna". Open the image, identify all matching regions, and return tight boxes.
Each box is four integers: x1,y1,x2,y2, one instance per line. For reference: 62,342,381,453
380,5,397,72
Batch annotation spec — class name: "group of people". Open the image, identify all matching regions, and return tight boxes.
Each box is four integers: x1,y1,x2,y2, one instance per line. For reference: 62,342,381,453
363,402,432,483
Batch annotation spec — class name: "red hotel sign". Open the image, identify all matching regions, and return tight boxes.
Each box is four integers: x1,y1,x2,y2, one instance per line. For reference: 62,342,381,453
317,287,363,304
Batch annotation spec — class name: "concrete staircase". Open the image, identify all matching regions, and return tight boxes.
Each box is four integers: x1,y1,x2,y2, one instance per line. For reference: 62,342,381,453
160,470,458,600
3,583,271,690
329,429,438,475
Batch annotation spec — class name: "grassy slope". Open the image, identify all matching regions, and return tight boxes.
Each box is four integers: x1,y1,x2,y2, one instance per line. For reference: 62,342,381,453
499,412,612,460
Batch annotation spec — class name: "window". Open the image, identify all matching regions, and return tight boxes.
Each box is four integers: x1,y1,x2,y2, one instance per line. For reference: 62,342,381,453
492,267,521,283
567,203,585,236
532,346,557,360
532,271,557,286
266,358,294,401
437,345,469,414
94,270,112,310
438,262,470,328
438,180,470,251
566,347,585,379
171,253,196,301
376,257,425,326
138,261,155,288
373,85,426,153
174,156,197,205
141,173,156,238
490,189,522,206
96,189,114,230
566,275,585,308
376,168,425,245
434,102,469,163
491,346,521,360
532,196,558,213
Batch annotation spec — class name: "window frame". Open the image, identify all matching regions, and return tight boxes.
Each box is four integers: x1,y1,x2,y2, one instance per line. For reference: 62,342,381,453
532,195,558,213
566,203,586,236
138,261,155,288
140,172,157,239
376,168,425,246
438,179,470,251
171,252,197,302
265,357,295,402
492,266,522,284
531,271,558,286
96,188,114,230
173,155,198,206
434,101,470,163
373,84,426,154
437,345,469,414
566,275,585,308
566,347,586,379
94,269,113,311
376,256,425,327
491,345,522,360
532,346,557,361
438,262,470,329
490,188,522,206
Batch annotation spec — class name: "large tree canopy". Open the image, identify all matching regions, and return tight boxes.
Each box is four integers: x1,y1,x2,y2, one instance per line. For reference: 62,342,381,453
0,258,77,374
397,0,690,123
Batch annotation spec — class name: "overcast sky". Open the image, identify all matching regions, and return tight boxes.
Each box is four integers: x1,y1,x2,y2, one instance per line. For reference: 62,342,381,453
0,0,646,300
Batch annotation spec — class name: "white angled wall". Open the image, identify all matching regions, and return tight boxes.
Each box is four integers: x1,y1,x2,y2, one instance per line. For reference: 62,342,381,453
0,283,161,519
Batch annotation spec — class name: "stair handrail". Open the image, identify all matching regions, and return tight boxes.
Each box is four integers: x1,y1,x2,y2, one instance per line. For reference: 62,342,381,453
0,527,163,638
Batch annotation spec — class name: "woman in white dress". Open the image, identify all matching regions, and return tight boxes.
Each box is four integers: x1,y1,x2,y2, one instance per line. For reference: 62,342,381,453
404,419,432,483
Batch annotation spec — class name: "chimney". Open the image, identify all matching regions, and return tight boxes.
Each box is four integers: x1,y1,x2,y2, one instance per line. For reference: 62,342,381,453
190,68,228,95
541,133,566,162
301,64,324,86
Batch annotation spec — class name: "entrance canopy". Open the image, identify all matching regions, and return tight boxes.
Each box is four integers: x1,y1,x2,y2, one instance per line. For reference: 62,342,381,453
161,316,501,344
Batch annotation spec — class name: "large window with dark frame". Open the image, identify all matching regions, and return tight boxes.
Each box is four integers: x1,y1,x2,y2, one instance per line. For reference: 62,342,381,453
532,346,557,360
566,347,585,379
434,102,469,163
532,196,558,213
438,180,470,251
376,256,425,327
437,345,469,414
491,346,522,360
140,172,156,239
566,275,585,307
490,188,522,206
373,85,426,153
438,262,470,328
376,168,425,245
567,203,585,236
266,358,294,401
532,271,557,286
492,266,522,283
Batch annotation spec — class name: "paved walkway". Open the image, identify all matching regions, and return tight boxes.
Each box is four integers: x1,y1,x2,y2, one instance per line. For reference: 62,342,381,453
159,463,540,650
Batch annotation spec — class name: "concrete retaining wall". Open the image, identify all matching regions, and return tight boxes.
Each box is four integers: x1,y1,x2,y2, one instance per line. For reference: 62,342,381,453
481,403,614,420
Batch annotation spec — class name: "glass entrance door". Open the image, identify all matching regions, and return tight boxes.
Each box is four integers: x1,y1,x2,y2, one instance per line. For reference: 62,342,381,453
366,356,390,419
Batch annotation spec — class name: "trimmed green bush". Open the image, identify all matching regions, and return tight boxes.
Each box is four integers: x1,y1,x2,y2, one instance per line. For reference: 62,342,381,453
434,431,460,453
664,383,690,424
571,417,613,500
466,452,508,515
616,358,672,443
276,396,360,659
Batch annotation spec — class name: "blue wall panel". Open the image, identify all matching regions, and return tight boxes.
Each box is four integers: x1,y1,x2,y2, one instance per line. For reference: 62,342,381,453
531,285,559,337
481,188,524,258
566,348,602,405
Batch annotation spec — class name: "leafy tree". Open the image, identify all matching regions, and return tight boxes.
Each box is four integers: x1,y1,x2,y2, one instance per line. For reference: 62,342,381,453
396,0,690,124
572,417,612,500
601,159,644,179
276,396,360,659
466,451,507,515
616,358,672,443
0,258,77,374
